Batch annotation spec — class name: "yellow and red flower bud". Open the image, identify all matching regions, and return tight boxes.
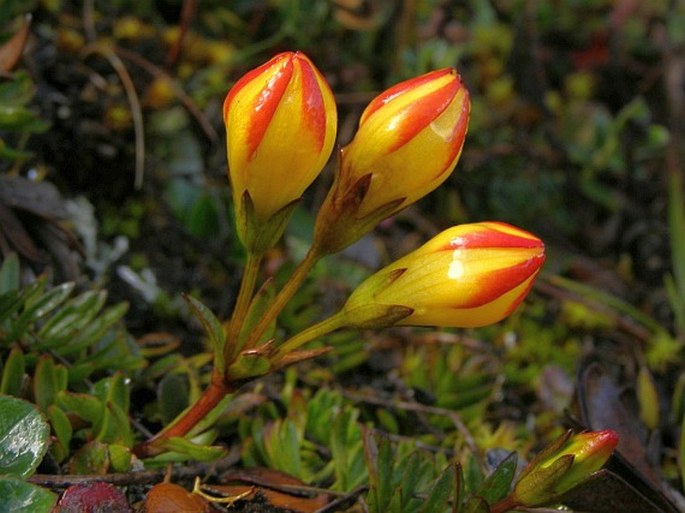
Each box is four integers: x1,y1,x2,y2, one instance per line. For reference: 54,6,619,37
511,429,618,508
224,51,337,229
313,68,469,254
341,67,469,217
342,222,545,328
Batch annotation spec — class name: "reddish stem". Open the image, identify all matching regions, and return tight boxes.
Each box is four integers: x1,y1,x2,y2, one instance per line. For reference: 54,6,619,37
133,370,231,458
490,495,519,513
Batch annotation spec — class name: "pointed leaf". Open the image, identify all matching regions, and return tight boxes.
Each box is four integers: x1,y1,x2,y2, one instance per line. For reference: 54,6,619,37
57,391,103,424
420,465,456,513
475,451,517,504
184,294,226,374
0,252,20,294
17,282,74,328
0,347,25,396
155,436,227,461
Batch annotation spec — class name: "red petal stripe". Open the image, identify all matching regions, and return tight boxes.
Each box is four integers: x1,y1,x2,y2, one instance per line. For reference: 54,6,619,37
361,68,455,122
457,254,545,308
440,223,544,251
298,54,327,151
223,52,293,160
385,77,461,153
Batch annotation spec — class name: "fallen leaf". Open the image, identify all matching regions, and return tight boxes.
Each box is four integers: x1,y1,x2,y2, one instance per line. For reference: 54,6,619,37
145,482,211,513
56,482,130,513
0,14,31,73
217,468,330,513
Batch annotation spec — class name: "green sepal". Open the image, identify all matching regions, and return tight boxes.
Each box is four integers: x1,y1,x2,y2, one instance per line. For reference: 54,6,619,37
344,303,414,329
238,190,299,255
314,170,406,255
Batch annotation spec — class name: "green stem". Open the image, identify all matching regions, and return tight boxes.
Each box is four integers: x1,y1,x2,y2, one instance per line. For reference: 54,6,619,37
226,251,262,359
245,245,323,348
274,310,348,359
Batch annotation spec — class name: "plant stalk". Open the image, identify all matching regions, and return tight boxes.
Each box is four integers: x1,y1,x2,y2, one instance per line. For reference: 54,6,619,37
274,310,348,359
244,245,323,348
133,369,232,458
490,495,518,513
226,251,262,359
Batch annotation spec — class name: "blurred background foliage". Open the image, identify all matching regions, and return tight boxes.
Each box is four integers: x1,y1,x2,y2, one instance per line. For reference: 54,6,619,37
1,0,685,511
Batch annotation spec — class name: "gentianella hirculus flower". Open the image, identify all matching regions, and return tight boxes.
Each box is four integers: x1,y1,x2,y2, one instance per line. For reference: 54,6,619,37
224,51,337,251
313,67,470,254
342,222,545,328
511,429,619,508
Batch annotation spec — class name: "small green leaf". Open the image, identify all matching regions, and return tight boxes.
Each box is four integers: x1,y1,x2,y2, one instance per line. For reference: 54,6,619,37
237,280,276,348
184,294,226,374
474,452,517,505
68,440,109,474
0,253,20,294
108,444,132,473
33,355,67,412
94,401,133,446
0,395,50,477
158,373,190,425
37,290,106,340
420,464,456,513
0,347,25,396
0,476,57,513
47,405,72,464
56,391,103,424
17,282,74,328
93,374,130,414
155,436,227,462
462,495,489,513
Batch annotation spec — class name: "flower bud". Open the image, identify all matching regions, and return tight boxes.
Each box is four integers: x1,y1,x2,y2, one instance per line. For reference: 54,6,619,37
343,222,545,328
224,51,337,249
313,68,469,254
511,429,619,508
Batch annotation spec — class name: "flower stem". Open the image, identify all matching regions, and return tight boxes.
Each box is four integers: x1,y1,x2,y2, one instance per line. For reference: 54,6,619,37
133,369,232,458
226,251,262,359
244,245,323,349
490,495,518,513
274,310,347,359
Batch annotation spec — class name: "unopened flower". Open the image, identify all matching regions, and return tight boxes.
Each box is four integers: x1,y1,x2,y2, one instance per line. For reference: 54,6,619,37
313,68,470,254
511,429,619,507
342,222,545,328
224,51,337,250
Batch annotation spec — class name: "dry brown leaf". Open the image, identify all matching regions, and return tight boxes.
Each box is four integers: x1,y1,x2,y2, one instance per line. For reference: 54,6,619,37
145,482,212,513
0,14,31,73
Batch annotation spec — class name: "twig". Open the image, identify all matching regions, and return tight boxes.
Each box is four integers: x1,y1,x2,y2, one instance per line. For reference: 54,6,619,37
28,446,240,489
116,47,219,142
312,486,368,513
82,43,146,190
340,389,480,458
